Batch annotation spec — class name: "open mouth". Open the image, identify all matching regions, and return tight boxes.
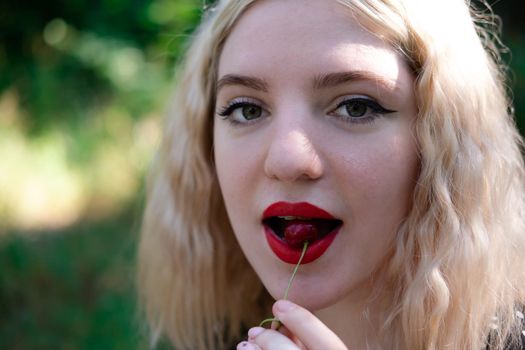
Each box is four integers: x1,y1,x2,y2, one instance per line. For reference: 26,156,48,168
263,216,343,248
261,201,344,264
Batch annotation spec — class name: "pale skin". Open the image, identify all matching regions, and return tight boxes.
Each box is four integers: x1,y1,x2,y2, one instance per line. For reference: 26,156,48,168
213,0,419,349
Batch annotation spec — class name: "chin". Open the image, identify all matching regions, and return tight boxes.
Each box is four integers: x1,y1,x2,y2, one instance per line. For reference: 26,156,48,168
263,279,343,311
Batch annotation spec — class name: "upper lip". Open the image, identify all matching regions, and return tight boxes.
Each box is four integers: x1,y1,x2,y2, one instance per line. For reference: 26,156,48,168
262,201,337,219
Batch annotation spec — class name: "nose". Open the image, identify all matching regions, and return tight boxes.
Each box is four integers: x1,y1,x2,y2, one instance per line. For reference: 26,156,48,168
263,128,323,182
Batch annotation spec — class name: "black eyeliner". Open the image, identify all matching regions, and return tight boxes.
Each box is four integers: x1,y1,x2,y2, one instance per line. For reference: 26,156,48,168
336,97,396,114
217,98,260,117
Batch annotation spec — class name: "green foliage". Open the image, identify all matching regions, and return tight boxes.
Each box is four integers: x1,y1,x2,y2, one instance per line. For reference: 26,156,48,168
0,0,203,135
508,38,525,126
0,205,148,349
0,0,206,348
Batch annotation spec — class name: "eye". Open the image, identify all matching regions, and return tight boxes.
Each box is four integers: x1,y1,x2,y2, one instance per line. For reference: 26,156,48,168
217,98,268,125
329,96,395,124
239,104,262,120
344,100,368,118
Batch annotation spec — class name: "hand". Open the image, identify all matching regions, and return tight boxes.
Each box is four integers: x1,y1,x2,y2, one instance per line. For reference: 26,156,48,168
236,300,348,350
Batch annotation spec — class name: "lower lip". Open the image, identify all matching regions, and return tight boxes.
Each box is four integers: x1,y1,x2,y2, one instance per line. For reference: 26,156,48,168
264,225,340,264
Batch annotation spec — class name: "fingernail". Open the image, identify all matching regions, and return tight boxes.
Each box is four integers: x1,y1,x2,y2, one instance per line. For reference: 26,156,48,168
237,341,251,349
275,299,295,314
248,326,264,339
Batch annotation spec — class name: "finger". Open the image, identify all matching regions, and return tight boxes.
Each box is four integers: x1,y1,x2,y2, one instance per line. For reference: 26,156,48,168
277,325,306,349
273,300,347,350
249,327,299,350
237,340,262,350
277,325,293,338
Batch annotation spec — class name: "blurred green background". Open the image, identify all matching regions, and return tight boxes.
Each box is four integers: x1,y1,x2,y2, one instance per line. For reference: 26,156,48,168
0,0,524,349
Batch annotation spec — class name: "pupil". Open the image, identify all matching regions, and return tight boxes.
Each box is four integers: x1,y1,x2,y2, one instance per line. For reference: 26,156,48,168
242,105,262,120
346,102,367,117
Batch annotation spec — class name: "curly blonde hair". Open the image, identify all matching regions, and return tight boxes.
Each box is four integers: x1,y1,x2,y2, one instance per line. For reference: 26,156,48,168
138,0,525,349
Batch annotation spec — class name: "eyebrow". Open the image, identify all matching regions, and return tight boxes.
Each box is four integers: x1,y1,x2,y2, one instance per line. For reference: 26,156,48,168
312,71,396,91
215,70,397,94
216,74,269,93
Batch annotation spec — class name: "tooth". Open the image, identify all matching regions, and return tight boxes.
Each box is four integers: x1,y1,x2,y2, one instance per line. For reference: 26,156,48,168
278,216,296,220
277,216,311,220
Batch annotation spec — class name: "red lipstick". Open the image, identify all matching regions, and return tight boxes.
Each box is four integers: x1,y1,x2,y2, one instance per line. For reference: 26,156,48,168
263,202,336,219
262,202,342,264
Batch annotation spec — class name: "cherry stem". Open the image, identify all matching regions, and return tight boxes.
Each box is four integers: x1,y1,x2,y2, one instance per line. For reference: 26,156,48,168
259,241,309,329
283,241,309,300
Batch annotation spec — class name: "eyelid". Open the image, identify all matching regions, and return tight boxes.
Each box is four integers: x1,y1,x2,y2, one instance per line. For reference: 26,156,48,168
217,97,265,116
216,96,269,125
327,94,396,125
330,94,394,113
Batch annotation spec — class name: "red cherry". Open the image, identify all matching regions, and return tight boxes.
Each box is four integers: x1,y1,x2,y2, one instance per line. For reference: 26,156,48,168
283,221,318,248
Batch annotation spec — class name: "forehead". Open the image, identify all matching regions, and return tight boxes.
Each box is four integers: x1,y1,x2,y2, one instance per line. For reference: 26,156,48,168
218,0,405,85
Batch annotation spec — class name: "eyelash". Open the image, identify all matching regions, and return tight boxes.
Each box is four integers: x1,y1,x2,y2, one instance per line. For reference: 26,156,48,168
217,97,267,125
216,96,395,126
328,96,395,124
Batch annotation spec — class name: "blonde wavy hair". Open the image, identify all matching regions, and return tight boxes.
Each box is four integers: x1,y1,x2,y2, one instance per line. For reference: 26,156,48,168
138,0,525,349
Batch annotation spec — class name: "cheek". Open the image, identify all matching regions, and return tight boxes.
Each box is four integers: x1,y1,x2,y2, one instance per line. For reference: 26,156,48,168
372,138,417,197
215,145,239,211
214,127,236,207
335,130,418,216
331,133,418,281
213,125,262,221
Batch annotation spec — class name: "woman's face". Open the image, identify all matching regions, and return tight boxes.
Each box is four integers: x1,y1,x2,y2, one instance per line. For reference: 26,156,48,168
214,0,418,310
